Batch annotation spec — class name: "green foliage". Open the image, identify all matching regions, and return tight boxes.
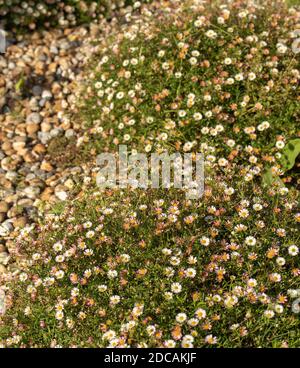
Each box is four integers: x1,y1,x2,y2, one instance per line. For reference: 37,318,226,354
1,185,300,348
0,0,299,348
262,168,283,187
15,76,25,93
263,139,300,187
280,139,300,171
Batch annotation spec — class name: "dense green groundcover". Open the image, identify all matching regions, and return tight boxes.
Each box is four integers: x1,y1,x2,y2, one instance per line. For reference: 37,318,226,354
0,0,150,30
0,184,300,348
0,0,300,348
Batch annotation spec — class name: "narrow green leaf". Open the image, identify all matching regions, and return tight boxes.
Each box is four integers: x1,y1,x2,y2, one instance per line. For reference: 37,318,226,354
280,138,300,171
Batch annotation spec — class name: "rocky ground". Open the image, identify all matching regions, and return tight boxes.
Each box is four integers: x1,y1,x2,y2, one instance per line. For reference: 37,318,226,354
0,18,118,275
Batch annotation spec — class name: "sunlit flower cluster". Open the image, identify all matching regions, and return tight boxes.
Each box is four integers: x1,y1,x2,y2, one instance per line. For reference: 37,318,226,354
0,177,299,347
0,0,299,348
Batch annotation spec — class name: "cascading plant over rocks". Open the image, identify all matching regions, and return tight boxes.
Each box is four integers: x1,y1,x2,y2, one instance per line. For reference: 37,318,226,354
0,0,299,348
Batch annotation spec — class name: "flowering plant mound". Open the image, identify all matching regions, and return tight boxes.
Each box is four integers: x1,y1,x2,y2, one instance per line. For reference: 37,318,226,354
0,0,300,348
77,0,299,186
0,183,299,348
0,0,149,31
